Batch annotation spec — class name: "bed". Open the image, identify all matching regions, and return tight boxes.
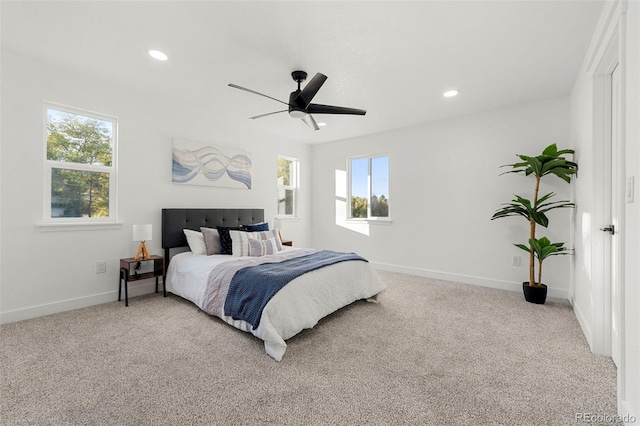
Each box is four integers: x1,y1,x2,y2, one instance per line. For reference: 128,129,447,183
162,208,387,361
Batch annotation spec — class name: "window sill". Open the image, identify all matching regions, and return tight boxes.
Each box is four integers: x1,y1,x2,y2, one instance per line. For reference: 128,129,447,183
37,221,124,232
275,216,301,222
346,218,393,225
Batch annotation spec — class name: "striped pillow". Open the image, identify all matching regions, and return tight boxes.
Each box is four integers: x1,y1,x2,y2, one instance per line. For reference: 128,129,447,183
230,230,252,257
248,229,282,251
230,229,283,257
248,238,280,257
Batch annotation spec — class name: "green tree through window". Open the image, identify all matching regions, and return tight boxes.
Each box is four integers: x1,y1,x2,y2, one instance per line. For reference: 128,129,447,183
349,155,389,219
45,107,116,219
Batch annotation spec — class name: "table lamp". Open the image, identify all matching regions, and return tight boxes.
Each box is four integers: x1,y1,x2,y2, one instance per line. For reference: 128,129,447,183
133,224,152,260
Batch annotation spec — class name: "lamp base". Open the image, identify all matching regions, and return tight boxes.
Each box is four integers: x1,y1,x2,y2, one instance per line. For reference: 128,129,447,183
134,241,151,260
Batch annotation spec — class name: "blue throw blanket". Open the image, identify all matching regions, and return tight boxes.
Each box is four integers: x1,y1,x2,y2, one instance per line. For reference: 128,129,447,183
224,250,367,329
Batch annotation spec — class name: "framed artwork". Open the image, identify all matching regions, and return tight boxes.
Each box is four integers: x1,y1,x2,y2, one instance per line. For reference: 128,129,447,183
171,138,252,189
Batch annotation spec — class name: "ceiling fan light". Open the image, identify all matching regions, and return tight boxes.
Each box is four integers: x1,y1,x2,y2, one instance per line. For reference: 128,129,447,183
443,89,459,98
289,110,306,119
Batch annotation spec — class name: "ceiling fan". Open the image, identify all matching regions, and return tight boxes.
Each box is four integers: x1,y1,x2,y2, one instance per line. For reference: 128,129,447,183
228,71,366,131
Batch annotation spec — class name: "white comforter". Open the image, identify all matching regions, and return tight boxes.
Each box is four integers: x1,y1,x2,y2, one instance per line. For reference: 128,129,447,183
166,248,386,361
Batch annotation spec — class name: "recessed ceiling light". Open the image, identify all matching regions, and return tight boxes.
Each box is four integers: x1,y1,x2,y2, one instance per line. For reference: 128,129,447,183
443,90,459,98
317,122,327,127
148,49,168,61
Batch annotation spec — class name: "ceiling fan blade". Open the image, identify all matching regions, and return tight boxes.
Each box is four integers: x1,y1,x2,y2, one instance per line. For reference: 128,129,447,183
296,73,327,108
307,103,367,115
228,83,289,106
301,114,320,131
249,110,288,120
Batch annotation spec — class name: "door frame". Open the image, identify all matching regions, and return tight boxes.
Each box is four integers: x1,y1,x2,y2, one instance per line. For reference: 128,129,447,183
589,0,627,408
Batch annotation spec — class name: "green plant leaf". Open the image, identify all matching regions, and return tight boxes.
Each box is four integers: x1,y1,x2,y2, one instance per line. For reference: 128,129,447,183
541,246,557,258
547,167,577,183
528,237,572,262
536,200,575,214
538,236,550,245
542,143,558,157
535,192,556,205
518,155,542,176
491,204,530,220
541,159,567,174
514,195,533,208
531,212,549,227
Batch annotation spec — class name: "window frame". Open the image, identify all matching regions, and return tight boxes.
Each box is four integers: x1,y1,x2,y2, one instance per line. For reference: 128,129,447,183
347,153,391,221
276,154,299,219
42,102,119,225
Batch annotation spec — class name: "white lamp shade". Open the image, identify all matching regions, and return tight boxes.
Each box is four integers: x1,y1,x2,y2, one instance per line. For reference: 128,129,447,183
133,224,152,242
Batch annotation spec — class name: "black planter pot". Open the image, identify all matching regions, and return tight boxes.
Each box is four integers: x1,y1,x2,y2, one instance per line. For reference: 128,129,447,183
522,282,547,304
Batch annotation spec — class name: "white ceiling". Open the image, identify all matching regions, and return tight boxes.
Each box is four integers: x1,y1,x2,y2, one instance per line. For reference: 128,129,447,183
1,1,604,144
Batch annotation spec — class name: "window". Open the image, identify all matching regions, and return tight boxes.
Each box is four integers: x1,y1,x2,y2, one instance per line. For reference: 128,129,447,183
277,155,299,217
348,155,389,219
44,104,117,222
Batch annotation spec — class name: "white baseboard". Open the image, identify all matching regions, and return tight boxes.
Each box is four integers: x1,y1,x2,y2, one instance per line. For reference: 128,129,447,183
0,281,160,324
621,399,637,426
572,300,593,351
1,263,571,324
371,261,569,300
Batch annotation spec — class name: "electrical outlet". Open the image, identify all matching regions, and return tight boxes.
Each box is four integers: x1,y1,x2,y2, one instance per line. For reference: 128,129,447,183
96,261,107,274
512,256,521,267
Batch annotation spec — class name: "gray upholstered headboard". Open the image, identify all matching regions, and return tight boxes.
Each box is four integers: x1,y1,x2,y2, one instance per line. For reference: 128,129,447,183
161,208,264,265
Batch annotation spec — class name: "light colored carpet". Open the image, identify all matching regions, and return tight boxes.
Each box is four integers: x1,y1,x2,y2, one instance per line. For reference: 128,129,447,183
1,271,618,425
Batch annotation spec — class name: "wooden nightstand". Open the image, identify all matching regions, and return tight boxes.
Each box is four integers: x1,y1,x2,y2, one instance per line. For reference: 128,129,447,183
119,255,165,306
281,240,293,247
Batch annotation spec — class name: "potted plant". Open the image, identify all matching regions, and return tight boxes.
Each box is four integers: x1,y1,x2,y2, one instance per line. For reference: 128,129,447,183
491,143,578,304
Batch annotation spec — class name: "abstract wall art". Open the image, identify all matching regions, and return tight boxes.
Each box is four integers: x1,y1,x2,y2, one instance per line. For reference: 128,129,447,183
171,138,252,189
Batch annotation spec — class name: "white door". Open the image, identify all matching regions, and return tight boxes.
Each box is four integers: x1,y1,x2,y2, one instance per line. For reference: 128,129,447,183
609,63,622,367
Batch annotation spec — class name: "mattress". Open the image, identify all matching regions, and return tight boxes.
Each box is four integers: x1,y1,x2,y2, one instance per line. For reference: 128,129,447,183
166,247,386,361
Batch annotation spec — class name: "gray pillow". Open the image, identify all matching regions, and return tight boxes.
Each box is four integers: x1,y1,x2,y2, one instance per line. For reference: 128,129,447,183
200,227,221,255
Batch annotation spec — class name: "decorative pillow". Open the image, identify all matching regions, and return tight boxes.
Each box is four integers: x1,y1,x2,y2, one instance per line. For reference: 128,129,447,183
229,230,252,257
241,222,269,232
200,227,221,255
248,229,283,251
229,229,283,257
248,238,280,257
216,226,241,255
183,229,207,255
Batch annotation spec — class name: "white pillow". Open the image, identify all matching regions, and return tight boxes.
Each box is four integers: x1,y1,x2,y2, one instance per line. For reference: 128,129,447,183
183,229,207,255
248,237,280,257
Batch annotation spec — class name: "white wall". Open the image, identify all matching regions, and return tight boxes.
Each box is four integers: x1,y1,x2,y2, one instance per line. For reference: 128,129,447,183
624,1,640,418
311,97,573,299
570,53,595,345
0,51,311,323
570,0,639,420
